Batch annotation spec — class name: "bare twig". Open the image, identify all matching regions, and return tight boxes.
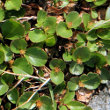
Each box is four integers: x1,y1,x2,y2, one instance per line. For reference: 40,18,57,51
0,69,46,81
2,77,25,100
1,16,37,23
12,78,50,110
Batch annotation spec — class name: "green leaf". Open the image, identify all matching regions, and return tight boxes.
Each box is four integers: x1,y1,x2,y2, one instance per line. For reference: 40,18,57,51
38,96,53,110
0,51,4,64
94,0,107,6
25,47,48,67
36,10,47,27
7,88,19,104
0,63,7,74
23,21,31,34
43,17,57,35
1,19,25,40
97,29,110,40
77,33,86,42
66,101,86,110
66,11,81,29
80,72,101,90
88,20,110,32
0,8,5,22
86,30,97,41
59,105,67,110
1,74,14,85
106,51,110,65
29,29,46,43
5,0,22,11
85,52,107,68
18,91,39,109
102,39,110,49
12,57,33,75
60,0,69,8
100,68,110,83
10,39,27,54
69,62,84,75
63,52,73,62
4,102,11,110
62,91,75,104
91,10,98,19
85,0,93,2
56,22,72,38
45,35,57,47
105,6,110,20
49,58,66,71
83,13,91,30
67,77,79,91
83,106,92,110
73,47,91,62
50,70,64,85
0,44,13,62
87,41,98,52
0,78,9,96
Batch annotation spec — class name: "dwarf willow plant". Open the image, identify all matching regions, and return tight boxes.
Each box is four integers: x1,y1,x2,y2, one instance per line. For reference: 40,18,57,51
0,0,110,110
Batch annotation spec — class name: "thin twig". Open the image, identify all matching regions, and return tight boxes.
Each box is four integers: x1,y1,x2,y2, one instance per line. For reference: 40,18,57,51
12,78,50,110
2,77,25,100
0,69,46,81
1,16,37,23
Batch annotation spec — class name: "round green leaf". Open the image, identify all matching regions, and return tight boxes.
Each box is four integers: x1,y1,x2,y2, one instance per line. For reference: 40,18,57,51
43,17,56,34
66,11,82,29
105,6,110,20
83,106,92,110
63,52,73,62
67,77,79,91
73,47,91,62
69,62,84,75
5,0,22,11
97,29,110,40
10,39,27,53
0,63,7,74
63,91,75,104
0,51,4,64
36,10,47,27
1,74,14,85
0,44,13,62
77,33,87,42
50,70,64,85
29,29,46,43
80,72,101,90
12,57,33,75
25,47,48,67
100,68,110,83
82,13,91,31
0,8,5,22
18,91,39,109
59,105,67,110
85,52,107,68
0,78,9,96
87,41,98,52
49,58,66,71
66,101,86,110
91,10,98,19
1,19,25,40
39,96,53,110
56,22,72,38
94,0,107,6
7,88,19,104
86,30,97,41
45,35,57,47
